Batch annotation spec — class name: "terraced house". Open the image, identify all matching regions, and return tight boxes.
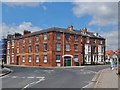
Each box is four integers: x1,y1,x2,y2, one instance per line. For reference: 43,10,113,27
6,25,105,67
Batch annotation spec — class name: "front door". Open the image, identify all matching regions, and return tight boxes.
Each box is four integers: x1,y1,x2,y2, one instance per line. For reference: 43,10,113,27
64,57,71,66
16,56,19,65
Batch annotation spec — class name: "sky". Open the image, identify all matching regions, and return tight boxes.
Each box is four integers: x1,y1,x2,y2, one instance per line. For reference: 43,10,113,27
0,0,119,51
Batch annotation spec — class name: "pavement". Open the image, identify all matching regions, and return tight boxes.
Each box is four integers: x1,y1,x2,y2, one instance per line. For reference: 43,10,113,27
94,68,119,88
83,67,119,89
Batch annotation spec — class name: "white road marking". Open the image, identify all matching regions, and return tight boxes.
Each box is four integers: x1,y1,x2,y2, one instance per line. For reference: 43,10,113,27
27,77,35,79
22,77,45,90
11,76,18,78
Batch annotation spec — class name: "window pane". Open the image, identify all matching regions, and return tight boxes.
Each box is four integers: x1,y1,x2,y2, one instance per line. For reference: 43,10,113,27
44,55,47,63
74,55,78,62
66,35,70,40
66,43,70,51
36,45,39,52
44,35,47,40
74,35,78,41
44,43,47,51
36,36,39,41
74,44,78,51
56,43,60,51
56,33,60,40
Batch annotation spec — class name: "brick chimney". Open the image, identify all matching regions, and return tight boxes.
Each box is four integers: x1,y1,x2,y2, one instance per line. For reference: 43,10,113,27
81,27,87,33
15,33,22,37
67,25,73,30
23,30,31,35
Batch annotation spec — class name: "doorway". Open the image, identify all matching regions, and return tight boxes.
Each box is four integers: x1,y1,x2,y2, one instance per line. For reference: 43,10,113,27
64,56,72,66
16,56,19,65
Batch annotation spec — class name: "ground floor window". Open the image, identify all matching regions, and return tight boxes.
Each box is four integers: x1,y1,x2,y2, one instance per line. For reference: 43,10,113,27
44,55,47,63
74,55,78,62
22,56,25,63
28,55,32,63
12,55,14,63
36,55,39,63
56,55,60,62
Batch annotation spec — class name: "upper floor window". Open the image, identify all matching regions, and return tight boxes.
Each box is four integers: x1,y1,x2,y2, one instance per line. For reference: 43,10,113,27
93,39,96,43
56,55,60,62
101,47,104,53
44,55,47,63
56,43,60,51
28,46,32,52
74,35,78,41
100,40,103,44
12,55,14,63
12,40,14,46
88,45,91,52
74,55,78,62
44,43,47,51
22,56,25,63
7,41,10,48
22,39,25,44
36,36,39,42
36,45,39,52
28,55,32,62
66,34,70,40
56,33,61,40
29,38,32,43
12,48,14,54
86,37,90,43
66,43,70,51
17,48,19,54
74,44,78,51
36,55,39,63
44,34,47,40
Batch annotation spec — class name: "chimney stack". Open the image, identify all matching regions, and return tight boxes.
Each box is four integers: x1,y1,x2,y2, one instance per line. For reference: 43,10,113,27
23,30,31,35
15,33,22,37
67,25,73,30
81,27,87,33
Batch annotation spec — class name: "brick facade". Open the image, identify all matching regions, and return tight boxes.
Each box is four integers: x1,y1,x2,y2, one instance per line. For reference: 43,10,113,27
6,26,106,67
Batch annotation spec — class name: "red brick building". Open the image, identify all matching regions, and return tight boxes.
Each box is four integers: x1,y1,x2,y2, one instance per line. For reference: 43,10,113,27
6,25,106,67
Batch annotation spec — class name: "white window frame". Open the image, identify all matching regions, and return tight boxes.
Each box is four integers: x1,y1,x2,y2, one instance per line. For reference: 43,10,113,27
36,55,39,63
74,55,78,62
7,41,10,49
44,55,47,63
66,43,70,51
56,43,60,51
12,55,14,63
12,40,14,46
28,56,32,63
56,55,60,62
17,47,19,54
22,56,25,63
36,36,39,41
44,34,47,40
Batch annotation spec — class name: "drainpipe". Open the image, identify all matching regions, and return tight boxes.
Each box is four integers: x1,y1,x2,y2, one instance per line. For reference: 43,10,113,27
63,32,64,67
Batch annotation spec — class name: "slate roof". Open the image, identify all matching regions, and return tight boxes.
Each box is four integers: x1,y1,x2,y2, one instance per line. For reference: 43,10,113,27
9,27,105,40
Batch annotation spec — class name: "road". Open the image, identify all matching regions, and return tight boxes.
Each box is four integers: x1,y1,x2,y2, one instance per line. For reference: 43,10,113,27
1,65,109,89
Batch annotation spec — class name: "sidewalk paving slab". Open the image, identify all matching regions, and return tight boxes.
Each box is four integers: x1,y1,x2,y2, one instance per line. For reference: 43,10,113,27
95,68,118,88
